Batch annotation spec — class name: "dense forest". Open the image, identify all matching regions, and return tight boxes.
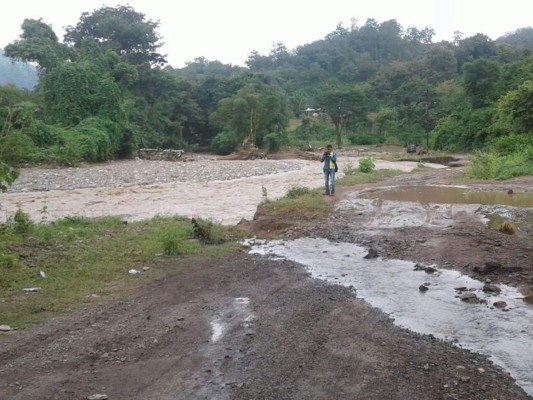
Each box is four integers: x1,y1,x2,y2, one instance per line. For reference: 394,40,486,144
1,5,532,180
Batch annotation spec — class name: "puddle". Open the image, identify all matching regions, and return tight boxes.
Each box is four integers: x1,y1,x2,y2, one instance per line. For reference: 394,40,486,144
210,319,225,343
250,238,533,395
360,186,533,208
209,297,254,343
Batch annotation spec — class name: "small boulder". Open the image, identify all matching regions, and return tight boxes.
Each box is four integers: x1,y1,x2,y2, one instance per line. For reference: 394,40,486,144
493,301,507,309
419,285,429,293
364,248,379,259
0,325,12,332
460,292,479,303
482,284,501,294
523,294,533,304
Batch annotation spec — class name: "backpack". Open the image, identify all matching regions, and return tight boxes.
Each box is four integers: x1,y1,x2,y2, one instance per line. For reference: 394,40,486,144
334,161,338,172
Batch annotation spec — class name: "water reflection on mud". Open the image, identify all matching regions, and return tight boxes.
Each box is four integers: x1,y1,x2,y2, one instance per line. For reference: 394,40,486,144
360,186,533,208
250,238,533,396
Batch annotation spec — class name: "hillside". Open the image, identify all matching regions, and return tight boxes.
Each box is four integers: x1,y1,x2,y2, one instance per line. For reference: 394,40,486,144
0,49,38,89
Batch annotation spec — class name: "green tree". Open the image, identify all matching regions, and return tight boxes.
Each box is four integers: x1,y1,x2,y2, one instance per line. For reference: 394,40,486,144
463,59,501,108
318,86,367,147
64,5,165,65
4,19,72,71
209,82,289,147
497,80,533,133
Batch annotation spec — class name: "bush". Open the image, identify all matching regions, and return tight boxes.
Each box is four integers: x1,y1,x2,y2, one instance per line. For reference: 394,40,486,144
0,162,19,192
348,133,384,145
210,130,239,155
0,133,39,165
489,134,533,155
263,132,283,153
465,151,500,179
285,185,312,199
12,208,33,237
69,117,124,162
358,157,376,173
343,162,358,176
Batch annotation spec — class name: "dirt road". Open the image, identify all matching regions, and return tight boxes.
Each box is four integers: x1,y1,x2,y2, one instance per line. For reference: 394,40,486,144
1,157,532,399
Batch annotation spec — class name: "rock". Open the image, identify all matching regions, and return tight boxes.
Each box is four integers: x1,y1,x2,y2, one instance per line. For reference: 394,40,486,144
22,287,41,292
454,287,467,292
413,263,426,271
419,285,429,292
87,395,108,400
460,376,470,383
483,261,502,274
522,294,533,304
364,248,378,259
482,283,501,294
424,266,437,274
142,267,150,271
460,292,479,303
39,271,47,278
493,301,507,309
0,325,12,332
128,269,141,275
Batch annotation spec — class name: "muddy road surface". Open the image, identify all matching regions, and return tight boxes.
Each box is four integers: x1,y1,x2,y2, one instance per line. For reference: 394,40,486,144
1,156,532,399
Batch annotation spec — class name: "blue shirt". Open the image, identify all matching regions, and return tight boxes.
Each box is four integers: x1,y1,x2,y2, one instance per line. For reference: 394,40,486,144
320,151,337,171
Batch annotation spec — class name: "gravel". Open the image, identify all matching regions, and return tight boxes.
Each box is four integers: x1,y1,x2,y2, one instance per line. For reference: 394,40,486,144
8,157,303,193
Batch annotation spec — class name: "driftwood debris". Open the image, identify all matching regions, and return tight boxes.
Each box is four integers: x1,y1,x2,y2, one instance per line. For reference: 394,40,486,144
136,149,185,161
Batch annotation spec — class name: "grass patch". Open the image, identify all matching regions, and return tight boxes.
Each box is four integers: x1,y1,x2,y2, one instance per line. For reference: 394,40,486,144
337,169,403,187
262,191,331,220
252,190,332,236
0,215,243,329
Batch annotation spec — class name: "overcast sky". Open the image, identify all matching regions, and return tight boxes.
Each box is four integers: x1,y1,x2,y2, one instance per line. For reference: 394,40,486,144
1,0,531,68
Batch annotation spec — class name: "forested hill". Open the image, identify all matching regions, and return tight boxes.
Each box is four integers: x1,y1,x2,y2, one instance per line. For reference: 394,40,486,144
0,49,37,89
0,7,532,181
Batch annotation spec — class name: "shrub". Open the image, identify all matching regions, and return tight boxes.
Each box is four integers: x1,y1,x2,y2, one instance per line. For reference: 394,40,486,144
358,157,376,173
69,117,124,162
465,151,500,179
286,185,312,199
496,220,517,235
343,162,358,176
13,208,33,237
210,130,239,155
263,132,283,153
348,133,384,145
490,134,533,155
0,133,39,165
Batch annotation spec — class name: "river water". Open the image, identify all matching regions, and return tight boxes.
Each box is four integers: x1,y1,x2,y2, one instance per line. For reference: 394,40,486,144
250,238,533,396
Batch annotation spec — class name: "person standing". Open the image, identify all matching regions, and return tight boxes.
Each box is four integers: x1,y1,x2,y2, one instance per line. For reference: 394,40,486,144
320,144,337,195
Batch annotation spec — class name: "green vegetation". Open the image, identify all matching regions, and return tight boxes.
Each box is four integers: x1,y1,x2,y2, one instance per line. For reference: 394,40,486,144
0,213,242,328
337,168,403,187
1,6,532,178
358,157,376,173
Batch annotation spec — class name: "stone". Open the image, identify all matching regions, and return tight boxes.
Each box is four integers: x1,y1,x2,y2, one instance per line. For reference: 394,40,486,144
424,266,437,274
414,263,426,271
0,325,12,332
22,287,41,292
419,285,429,292
363,248,378,259
493,301,507,309
460,292,479,303
483,261,502,274
482,284,501,294
87,395,108,400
